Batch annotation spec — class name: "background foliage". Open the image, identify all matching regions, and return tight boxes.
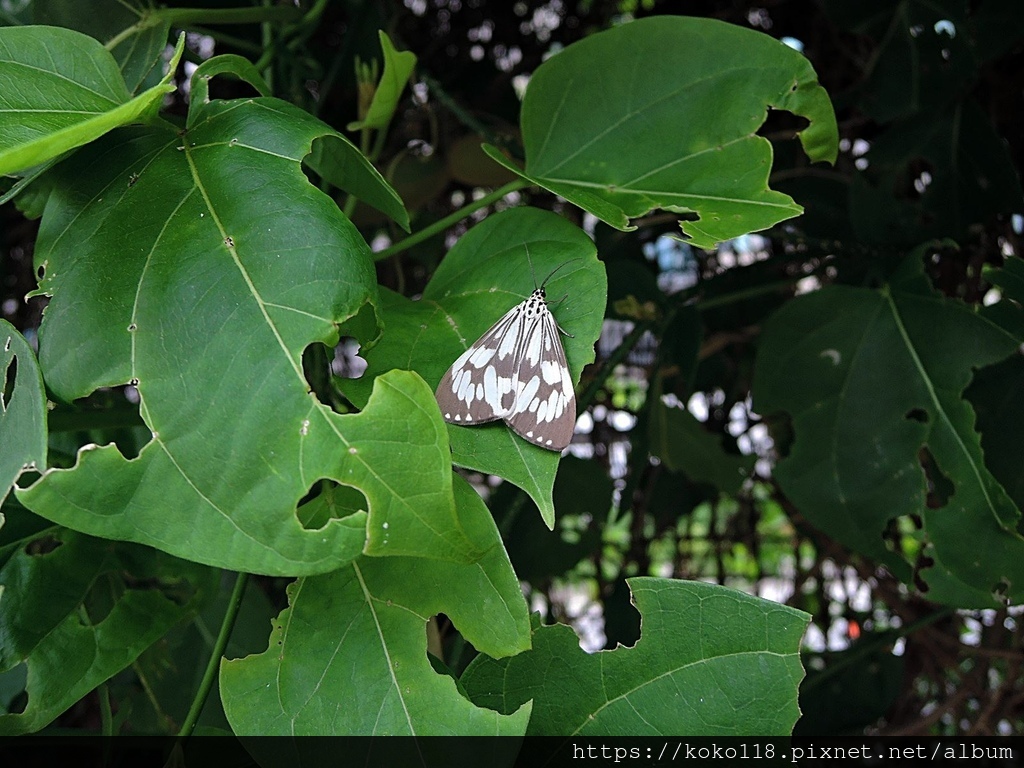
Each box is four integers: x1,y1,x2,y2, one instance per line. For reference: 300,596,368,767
1,0,1022,740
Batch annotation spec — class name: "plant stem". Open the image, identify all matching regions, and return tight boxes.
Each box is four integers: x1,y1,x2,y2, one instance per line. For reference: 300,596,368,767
374,179,529,261
98,683,113,736
178,571,249,738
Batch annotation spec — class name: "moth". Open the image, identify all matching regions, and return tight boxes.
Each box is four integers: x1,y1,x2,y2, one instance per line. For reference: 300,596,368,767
434,262,579,451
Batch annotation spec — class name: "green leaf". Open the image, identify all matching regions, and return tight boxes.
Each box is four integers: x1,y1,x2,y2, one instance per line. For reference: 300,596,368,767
347,31,416,132
850,101,1024,244
220,475,531,736
488,16,838,249
17,99,475,573
111,17,171,95
0,26,184,176
341,207,606,527
186,54,409,229
0,529,214,735
461,578,808,735
649,398,755,495
0,322,46,505
753,252,1024,605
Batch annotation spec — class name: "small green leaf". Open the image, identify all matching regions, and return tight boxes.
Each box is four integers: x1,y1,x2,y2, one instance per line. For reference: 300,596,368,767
0,322,46,505
461,578,809,735
0,529,214,735
341,208,606,527
347,31,417,132
753,253,1024,605
489,16,838,249
0,26,184,176
221,475,531,736
649,398,755,494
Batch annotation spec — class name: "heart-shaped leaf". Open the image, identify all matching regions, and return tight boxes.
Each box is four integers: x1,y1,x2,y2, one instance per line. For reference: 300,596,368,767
341,207,606,527
486,16,838,249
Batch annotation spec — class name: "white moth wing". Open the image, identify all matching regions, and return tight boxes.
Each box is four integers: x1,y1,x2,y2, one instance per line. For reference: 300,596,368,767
435,299,523,424
505,302,576,451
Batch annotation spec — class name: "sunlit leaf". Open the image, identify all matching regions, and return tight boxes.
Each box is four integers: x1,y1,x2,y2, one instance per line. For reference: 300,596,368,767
17,94,468,574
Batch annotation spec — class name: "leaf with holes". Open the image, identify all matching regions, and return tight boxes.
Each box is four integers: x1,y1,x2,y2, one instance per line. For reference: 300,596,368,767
483,16,837,250
461,578,808,736
15,82,480,574
0,529,215,735
753,253,1024,606
220,475,531,736
340,207,606,528
0,322,46,505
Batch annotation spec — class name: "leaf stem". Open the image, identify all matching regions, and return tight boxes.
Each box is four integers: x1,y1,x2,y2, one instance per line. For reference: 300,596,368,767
178,571,249,737
374,179,529,261
98,682,113,736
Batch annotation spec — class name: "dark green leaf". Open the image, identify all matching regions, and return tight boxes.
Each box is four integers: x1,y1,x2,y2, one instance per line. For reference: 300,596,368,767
0,529,214,734
0,322,46,505
753,253,1024,605
649,399,755,494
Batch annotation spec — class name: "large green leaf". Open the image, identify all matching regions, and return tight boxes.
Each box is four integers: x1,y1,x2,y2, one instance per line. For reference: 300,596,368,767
17,95,473,574
461,578,808,735
485,16,838,249
220,475,531,736
0,322,46,505
0,529,215,735
753,253,1024,606
0,26,183,176
342,207,606,527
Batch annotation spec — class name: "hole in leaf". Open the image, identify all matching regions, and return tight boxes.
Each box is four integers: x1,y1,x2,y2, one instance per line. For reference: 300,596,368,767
296,479,368,531
332,337,368,380
913,551,935,593
426,614,481,683
904,408,928,423
919,447,954,509
2,663,28,714
301,341,334,403
1,355,15,409
25,535,62,556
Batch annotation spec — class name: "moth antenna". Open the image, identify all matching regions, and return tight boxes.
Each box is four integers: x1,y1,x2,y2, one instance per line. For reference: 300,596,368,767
540,257,584,289
525,246,540,290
